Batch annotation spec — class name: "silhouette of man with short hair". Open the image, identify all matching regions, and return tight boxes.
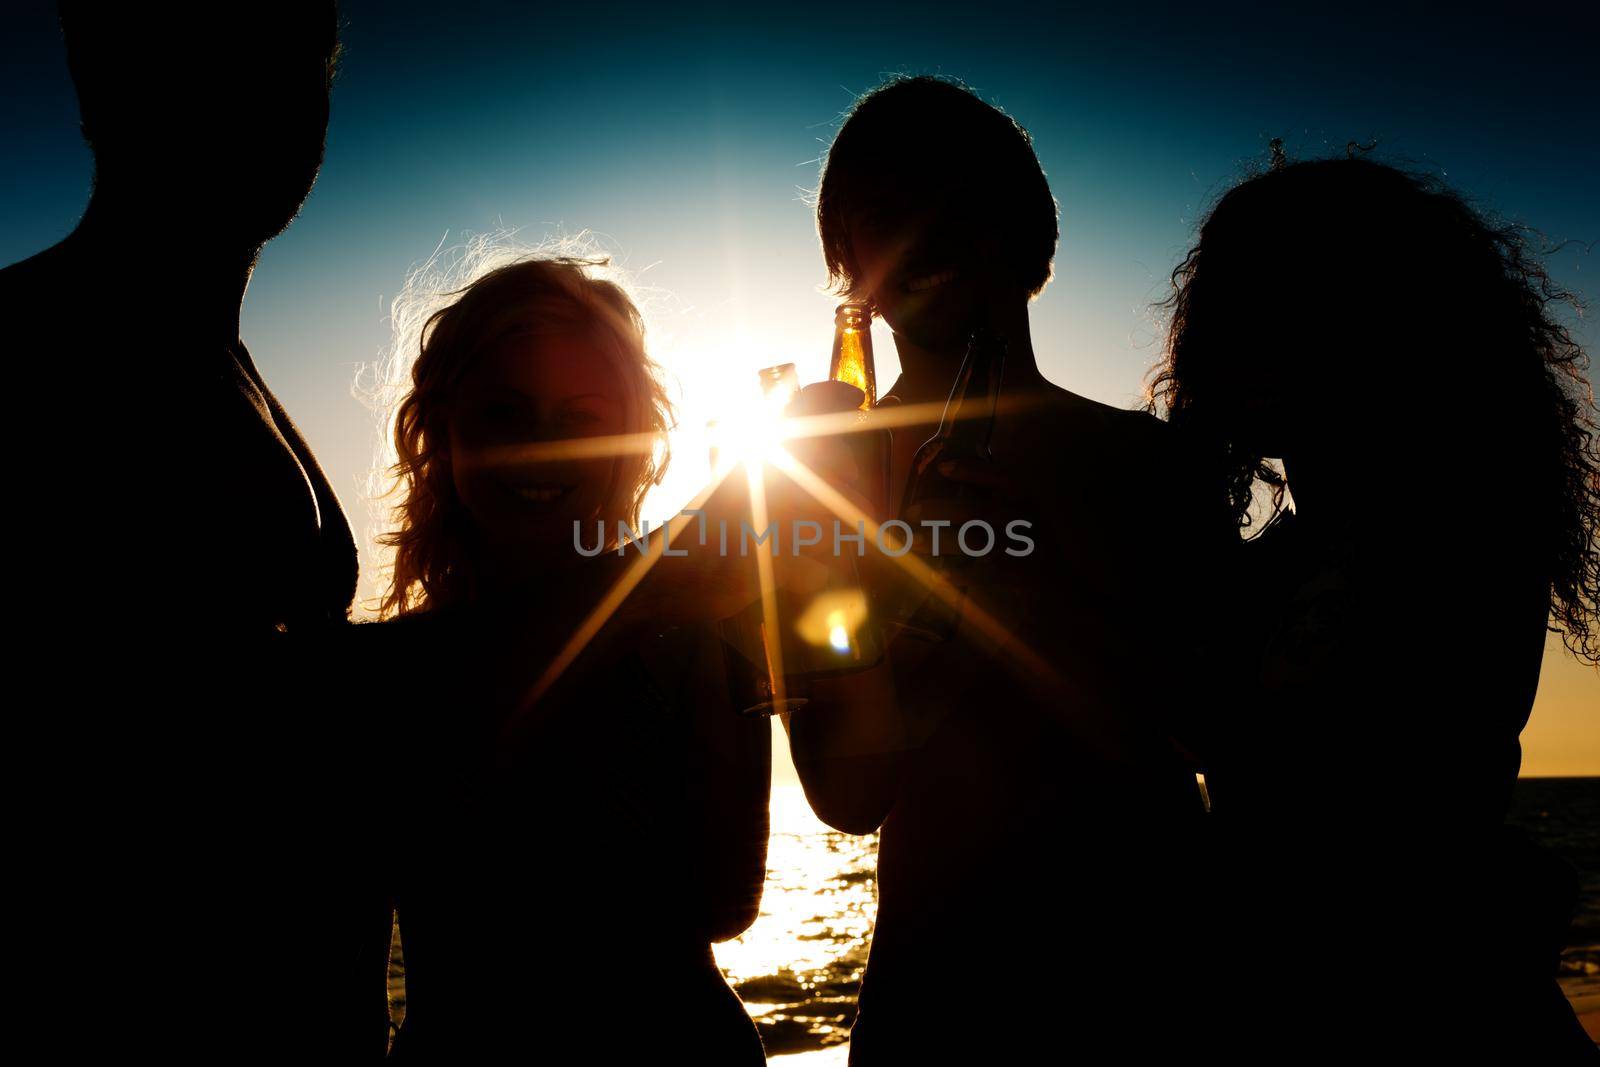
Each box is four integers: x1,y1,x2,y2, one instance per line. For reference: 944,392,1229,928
788,76,1228,1062
1,5,388,1057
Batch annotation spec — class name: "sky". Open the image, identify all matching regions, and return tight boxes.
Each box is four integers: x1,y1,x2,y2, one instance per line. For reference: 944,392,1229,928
3,1,1596,776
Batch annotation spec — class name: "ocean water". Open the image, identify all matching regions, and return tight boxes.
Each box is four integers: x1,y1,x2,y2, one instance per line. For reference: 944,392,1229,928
1504,776,1600,1029
387,778,1599,1057
730,778,1600,1058
712,787,876,1058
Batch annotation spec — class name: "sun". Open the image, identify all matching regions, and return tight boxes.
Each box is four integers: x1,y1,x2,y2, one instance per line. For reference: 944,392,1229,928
636,331,785,520
706,363,800,476
497,315,1059,734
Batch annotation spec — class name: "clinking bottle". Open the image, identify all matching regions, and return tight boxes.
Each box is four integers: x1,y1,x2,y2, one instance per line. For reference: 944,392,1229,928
715,342,886,717
894,325,1007,639
828,301,877,409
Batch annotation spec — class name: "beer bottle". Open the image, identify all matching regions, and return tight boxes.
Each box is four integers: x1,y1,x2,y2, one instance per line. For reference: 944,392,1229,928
828,302,876,409
760,361,802,408
823,302,891,517
902,325,1006,520
895,326,1007,639
715,359,885,716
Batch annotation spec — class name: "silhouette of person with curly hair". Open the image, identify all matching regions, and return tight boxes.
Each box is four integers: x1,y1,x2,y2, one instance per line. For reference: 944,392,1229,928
1149,154,1599,1060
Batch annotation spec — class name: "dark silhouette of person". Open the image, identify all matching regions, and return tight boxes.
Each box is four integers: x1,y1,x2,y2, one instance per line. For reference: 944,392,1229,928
370,255,770,1062
785,76,1230,1062
1148,154,1600,1060
0,5,390,1058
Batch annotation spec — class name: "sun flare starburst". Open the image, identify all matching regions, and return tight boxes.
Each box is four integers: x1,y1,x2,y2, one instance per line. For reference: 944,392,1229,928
499,392,1065,739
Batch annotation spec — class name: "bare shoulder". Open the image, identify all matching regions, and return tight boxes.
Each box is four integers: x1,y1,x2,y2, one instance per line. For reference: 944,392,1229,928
0,241,74,320
1008,381,1175,463
0,240,67,280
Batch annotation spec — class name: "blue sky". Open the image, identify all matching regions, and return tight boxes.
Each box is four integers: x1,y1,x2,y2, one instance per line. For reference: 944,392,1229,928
4,1,1596,772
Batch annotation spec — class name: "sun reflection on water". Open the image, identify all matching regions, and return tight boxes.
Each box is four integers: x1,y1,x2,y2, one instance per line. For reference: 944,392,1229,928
715,784,878,1058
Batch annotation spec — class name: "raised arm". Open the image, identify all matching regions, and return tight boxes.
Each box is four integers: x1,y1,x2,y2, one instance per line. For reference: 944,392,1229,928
658,625,773,942
783,651,909,835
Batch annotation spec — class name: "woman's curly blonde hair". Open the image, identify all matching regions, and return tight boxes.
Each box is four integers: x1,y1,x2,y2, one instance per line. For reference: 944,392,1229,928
367,234,673,618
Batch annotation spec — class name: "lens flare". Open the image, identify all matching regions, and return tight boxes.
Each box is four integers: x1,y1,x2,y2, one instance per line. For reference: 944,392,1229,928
828,617,851,652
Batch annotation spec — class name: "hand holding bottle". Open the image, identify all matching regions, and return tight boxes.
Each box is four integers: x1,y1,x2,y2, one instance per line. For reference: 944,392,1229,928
630,473,763,626
775,379,882,531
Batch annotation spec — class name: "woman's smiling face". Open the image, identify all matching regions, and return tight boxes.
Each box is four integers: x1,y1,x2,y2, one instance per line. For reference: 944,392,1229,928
448,330,630,558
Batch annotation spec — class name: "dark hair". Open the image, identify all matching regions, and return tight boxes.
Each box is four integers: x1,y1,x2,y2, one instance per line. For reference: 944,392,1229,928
57,3,342,246
815,75,1058,300
58,2,340,155
1148,155,1600,664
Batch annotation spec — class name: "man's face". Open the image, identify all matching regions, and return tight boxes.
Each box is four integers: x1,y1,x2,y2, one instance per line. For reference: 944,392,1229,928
845,169,1010,354
189,28,335,244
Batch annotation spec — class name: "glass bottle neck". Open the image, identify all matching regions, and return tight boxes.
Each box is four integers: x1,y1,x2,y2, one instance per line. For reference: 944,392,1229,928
829,303,876,409
936,329,1004,453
